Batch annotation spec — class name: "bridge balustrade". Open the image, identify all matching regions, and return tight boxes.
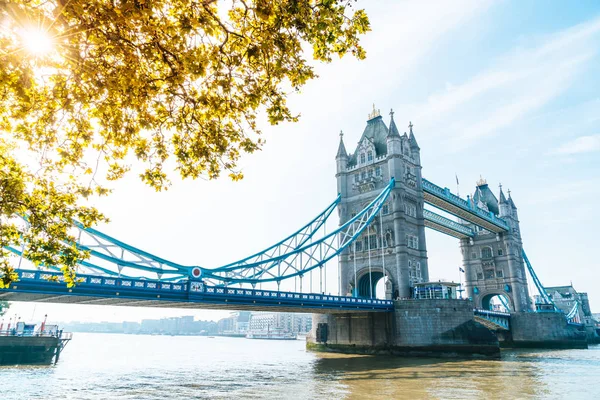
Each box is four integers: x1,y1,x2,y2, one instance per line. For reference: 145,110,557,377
13,270,393,311
474,308,511,330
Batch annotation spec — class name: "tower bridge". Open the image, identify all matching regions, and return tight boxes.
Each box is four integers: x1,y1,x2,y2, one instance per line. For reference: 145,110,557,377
1,105,591,356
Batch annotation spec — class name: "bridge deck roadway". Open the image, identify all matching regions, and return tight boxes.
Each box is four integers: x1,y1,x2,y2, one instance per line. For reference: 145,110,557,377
2,270,393,314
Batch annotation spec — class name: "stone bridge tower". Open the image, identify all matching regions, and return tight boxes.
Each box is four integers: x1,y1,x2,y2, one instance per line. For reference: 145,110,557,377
459,179,531,312
335,106,429,299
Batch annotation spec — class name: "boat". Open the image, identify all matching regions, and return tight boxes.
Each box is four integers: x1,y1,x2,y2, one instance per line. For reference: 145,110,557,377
246,328,296,340
0,321,72,365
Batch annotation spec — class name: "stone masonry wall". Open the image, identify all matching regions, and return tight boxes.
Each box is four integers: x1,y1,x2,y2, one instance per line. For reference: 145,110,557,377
510,312,587,348
309,299,499,357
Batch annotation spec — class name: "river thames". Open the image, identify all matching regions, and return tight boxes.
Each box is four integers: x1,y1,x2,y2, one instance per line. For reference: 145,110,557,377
2,333,599,399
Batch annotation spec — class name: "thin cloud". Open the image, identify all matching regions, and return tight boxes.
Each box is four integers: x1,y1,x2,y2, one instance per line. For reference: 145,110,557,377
549,134,600,155
412,15,600,150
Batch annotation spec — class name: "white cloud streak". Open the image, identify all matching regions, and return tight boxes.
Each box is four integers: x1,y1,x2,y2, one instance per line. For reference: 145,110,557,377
411,15,600,150
550,134,600,155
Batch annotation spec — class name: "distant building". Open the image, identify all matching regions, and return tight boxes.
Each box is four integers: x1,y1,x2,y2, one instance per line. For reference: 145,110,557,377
248,312,312,334
62,316,217,335
545,285,594,325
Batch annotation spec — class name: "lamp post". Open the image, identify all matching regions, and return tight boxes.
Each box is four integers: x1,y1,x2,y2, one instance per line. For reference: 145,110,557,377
458,267,465,299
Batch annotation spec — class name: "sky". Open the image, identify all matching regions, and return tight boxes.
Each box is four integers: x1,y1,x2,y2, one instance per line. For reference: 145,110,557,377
6,0,600,324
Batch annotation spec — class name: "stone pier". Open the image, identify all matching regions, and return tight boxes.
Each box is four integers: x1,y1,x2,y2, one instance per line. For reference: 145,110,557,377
504,312,588,349
307,299,500,358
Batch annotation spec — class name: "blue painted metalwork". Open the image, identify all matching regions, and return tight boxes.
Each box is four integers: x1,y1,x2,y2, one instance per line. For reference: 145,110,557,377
71,193,341,279
6,180,393,290
5,269,394,312
498,295,511,312
202,179,395,285
522,250,558,311
474,308,511,330
422,178,509,231
423,209,475,238
566,301,579,322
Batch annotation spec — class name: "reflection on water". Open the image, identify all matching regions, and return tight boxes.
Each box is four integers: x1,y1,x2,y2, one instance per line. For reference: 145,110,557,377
2,333,599,399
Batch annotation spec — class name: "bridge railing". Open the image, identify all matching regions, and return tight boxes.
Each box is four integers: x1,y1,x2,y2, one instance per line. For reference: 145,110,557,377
13,270,394,309
203,285,392,306
422,179,509,231
474,308,511,330
474,308,511,318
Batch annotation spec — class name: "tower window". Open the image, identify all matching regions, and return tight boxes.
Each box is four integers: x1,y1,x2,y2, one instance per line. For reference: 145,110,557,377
404,203,417,217
367,151,373,162
498,249,503,256
361,171,366,180
369,234,378,249
368,169,374,178
406,235,419,249
481,247,493,259
382,203,389,215
360,153,366,164
375,166,381,176
354,241,362,252
354,174,359,183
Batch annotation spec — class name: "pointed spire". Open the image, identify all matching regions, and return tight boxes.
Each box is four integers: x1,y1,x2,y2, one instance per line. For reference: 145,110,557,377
387,108,401,138
507,189,517,208
336,130,348,158
499,183,507,204
408,121,419,148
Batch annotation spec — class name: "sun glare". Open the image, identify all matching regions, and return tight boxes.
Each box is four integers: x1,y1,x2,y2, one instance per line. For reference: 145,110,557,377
19,27,54,56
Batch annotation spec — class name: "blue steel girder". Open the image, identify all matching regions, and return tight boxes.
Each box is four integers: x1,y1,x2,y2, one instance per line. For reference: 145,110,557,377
474,309,511,330
209,194,340,272
11,191,342,283
202,179,395,286
421,178,509,233
566,301,579,321
522,249,558,311
7,180,392,288
3,269,394,313
423,209,475,239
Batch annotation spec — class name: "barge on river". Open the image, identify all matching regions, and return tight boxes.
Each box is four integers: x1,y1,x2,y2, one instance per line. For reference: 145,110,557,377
0,322,72,365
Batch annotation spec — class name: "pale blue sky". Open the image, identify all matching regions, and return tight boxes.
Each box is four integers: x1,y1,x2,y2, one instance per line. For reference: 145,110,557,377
8,0,600,323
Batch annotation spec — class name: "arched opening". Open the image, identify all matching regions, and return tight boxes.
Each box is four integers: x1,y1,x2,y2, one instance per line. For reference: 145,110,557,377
481,293,511,312
357,271,384,299
375,279,385,299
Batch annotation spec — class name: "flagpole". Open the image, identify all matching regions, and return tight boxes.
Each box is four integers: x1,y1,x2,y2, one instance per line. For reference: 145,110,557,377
455,173,460,197
458,267,465,299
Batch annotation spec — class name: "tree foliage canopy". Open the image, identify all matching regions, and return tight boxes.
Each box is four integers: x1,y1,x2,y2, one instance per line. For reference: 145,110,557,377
0,0,370,286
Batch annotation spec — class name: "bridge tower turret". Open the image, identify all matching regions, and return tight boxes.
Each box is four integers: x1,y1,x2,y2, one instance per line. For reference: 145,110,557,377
460,181,531,312
336,130,349,198
335,105,429,300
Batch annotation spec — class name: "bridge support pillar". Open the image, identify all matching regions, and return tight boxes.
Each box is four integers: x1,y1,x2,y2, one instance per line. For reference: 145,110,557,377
307,299,500,358
502,312,587,349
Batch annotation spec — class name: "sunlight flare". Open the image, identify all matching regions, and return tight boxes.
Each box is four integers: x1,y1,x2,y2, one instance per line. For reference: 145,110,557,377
19,26,53,56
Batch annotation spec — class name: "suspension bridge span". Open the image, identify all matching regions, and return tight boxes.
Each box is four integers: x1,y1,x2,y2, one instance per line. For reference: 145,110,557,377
2,105,591,354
